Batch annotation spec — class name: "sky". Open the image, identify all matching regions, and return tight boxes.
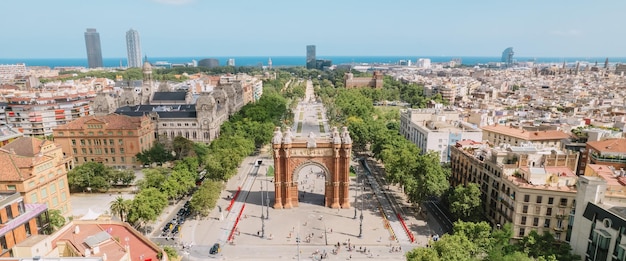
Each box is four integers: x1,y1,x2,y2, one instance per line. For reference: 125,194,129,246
1,0,624,58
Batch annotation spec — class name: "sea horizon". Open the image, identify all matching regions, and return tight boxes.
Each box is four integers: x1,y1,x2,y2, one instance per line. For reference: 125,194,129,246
2,56,626,68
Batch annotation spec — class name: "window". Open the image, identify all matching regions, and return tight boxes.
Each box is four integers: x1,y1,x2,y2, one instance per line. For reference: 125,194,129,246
111,148,115,154
518,228,526,237
112,157,116,162
5,206,13,220
41,188,48,198
52,197,58,206
521,216,527,225
88,139,92,145
73,148,77,154
71,139,76,146
105,148,108,154
24,222,31,236
29,181,35,188
546,208,552,216
536,196,542,204
535,206,541,214
109,139,114,145
533,217,539,226
128,131,133,135
30,193,37,203
58,179,65,189
0,236,6,250
80,139,85,146
587,229,611,261
50,183,56,193
560,198,568,207
544,219,551,228
523,205,528,214
121,157,125,163
6,185,16,190
103,139,107,145
61,191,67,201
120,148,125,154
118,139,123,145
82,148,87,154
17,201,24,215
524,195,530,202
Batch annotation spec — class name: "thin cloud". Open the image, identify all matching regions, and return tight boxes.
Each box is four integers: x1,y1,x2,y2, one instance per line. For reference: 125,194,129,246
152,0,194,5
550,29,582,36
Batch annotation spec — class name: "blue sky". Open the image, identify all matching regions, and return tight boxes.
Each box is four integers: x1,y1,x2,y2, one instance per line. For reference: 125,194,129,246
1,0,624,58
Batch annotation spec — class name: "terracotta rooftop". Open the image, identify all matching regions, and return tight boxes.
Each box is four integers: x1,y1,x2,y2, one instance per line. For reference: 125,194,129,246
1,136,55,157
587,139,626,153
0,148,52,181
53,222,160,261
482,124,570,141
586,164,626,187
55,114,147,131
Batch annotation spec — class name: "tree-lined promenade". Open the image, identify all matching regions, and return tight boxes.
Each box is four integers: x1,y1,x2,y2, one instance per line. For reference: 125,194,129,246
65,66,578,260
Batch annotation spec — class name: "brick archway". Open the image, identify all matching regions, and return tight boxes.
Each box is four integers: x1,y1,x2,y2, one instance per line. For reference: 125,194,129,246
272,126,352,209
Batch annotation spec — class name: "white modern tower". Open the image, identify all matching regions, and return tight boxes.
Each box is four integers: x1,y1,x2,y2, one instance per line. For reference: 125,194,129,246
126,29,142,68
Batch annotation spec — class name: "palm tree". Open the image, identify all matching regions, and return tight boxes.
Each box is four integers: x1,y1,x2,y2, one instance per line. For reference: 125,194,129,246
110,196,131,222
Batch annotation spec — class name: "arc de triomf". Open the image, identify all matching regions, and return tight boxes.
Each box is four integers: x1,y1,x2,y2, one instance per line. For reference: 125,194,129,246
271,126,352,209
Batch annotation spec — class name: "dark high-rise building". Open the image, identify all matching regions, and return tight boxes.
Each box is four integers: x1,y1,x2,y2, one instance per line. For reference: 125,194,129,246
198,58,220,68
501,47,514,65
306,45,316,69
126,29,142,68
84,28,103,68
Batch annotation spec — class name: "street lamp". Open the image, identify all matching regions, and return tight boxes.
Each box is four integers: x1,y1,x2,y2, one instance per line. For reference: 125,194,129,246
260,179,265,238
359,179,364,238
265,178,270,220
353,171,358,219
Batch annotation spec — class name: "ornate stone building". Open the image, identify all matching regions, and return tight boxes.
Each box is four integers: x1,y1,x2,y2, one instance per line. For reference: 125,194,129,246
92,61,249,144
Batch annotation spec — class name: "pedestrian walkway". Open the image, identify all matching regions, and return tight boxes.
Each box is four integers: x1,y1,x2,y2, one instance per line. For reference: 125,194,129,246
218,163,261,244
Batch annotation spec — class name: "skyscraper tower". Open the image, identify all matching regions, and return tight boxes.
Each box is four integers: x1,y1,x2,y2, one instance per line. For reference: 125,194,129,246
306,45,316,69
268,57,272,70
126,29,142,68
84,28,103,68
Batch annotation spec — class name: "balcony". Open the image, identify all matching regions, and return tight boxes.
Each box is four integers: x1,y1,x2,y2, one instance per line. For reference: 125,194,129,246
591,152,626,164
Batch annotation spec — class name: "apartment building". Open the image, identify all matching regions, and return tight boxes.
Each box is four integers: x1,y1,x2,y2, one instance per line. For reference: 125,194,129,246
5,93,94,137
400,108,482,162
0,137,72,216
450,140,579,240
570,165,626,261
482,124,570,148
52,114,154,169
0,192,50,258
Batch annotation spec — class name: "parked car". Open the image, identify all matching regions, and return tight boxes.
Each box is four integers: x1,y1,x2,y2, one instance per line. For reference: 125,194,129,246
209,243,221,255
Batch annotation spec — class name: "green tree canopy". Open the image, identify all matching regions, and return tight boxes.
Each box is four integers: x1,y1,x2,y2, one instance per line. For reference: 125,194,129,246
449,183,482,221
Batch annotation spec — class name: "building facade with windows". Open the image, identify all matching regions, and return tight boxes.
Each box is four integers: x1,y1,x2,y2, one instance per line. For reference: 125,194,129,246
400,108,482,163
5,93,95,137
570,165,626,261
0,191,50,258
52,114,154,169
0,137,72,217
450,140,579,240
